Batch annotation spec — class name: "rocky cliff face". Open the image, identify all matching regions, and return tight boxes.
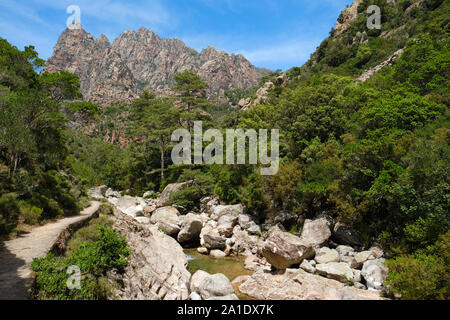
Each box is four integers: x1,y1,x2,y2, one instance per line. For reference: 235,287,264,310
44,26,271,105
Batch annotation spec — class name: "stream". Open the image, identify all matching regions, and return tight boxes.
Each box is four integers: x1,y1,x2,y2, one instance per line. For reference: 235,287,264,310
184,249,254,300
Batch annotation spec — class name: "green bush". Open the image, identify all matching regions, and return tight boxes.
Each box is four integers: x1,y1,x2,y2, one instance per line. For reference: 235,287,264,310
66,217,113,254
32,225,130,300
385,233,449,300
97,204,114,216
0,193,20,235
20,203,43,225
31,171,81,219
167,169,215,211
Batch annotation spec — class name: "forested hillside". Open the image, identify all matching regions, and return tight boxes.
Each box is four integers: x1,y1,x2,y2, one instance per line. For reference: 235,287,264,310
0,0,448,300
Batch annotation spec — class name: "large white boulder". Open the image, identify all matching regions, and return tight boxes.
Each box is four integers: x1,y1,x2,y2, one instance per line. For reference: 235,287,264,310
88,185,108,199
316,262,354,283
190,270,211,294
262,226,315,270
217,214,238,237
113,195,146,217
361,259,388,290
239,268,385,300
199,273,235,300
150,206,181,236
157,181,191,207
315,247,340,264
177,213,203,243
210,204,244,221
354,250,376,269
300,218,331,246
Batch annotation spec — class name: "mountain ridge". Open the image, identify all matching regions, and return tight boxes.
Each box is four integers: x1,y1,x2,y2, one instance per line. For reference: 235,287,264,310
43,26,271,105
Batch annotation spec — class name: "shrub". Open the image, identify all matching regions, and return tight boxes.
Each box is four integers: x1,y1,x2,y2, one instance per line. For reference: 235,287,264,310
167,169,215,210
32,224,130,300
0,193,20,235
98,204,114,216
385,233,450,300
20,203,43,225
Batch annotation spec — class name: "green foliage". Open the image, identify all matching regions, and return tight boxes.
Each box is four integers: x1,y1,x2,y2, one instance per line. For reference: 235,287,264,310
167,169,215,210
31,223,130,300
0,38,88,235
128,91,181,181
0,193,20,235
385,232,450,300
39,71,82,102
172,70,211,132
31,170,81,219
20,203,43,225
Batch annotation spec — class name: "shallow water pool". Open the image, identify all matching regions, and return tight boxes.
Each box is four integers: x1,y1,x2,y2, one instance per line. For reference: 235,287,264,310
184,249,254,300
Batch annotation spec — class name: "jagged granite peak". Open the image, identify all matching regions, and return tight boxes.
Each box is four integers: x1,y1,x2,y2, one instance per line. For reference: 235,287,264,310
95,34,111,48
44,27,270,105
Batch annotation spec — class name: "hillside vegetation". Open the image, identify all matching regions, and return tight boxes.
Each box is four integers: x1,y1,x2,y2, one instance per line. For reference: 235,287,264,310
0,0,448,299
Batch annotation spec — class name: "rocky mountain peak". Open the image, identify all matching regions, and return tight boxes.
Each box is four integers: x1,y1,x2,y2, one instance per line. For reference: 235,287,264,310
44,27,270,105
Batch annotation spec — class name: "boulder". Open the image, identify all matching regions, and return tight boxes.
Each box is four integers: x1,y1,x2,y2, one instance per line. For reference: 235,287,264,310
314,247,340,264
217,214,238,237
354,251,376,269
205,197,219,215
262,226,315,269
332,223,363,247
210,249,227,259
143,204,157,215
190,270,210,293
300,218,331,246
203,233,227,250
340,255,359,269
134,217,150,224
88,185,108,199
197,247,208,255
232,226,260,254
361,259,388,290
113,195,146,217
316,262,354,283
336,245,355,257
112,215,191,300
354,282,366,290
177,213,203,243
199,274,235,299
369,246,384,259
199,222,216,246
244,254,271,272
239,268,385,300
200,196,218,213
157,181,191,207
189,292,202,300
231,275,251,286
273,211,296,230
353,269,362,283
105,188,121,198
150,206,181,236
238,214,254,229
211,204,244,221
247,224,262,236
300,260,316,274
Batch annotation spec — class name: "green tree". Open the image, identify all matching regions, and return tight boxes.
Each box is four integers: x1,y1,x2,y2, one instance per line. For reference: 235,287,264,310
39,71,82,102
171,70,210,132
129,91,180,181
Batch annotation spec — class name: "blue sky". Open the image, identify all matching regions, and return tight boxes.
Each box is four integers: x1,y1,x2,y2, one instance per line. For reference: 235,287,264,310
0,0,353,71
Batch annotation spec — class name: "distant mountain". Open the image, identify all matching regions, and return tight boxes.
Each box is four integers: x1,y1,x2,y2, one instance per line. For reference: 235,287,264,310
43,26,271,105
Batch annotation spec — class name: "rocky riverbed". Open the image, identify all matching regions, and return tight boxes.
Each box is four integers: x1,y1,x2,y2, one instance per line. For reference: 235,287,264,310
89,184,389,300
